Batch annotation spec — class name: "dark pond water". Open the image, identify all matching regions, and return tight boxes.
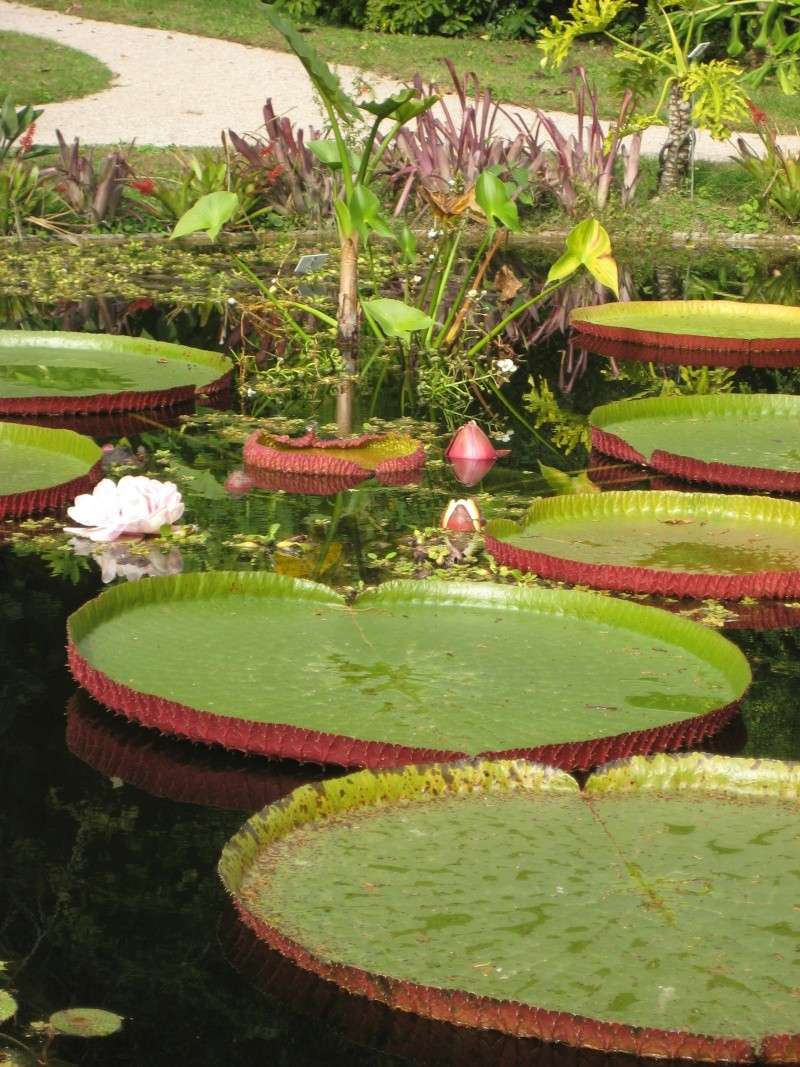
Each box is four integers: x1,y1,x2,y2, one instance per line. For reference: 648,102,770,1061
2,249,800,1066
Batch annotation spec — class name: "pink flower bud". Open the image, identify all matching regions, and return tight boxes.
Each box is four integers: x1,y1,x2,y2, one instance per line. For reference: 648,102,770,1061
224,470,255,495
440,498,483,533
444,420,510,461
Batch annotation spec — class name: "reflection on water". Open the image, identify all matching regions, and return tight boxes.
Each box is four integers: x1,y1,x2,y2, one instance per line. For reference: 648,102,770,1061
2,282,800,1065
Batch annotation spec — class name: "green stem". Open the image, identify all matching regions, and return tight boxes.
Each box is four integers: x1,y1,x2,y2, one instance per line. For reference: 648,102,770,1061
462,279,563,362
424,224,464,345
356,117,382,186
364,120,403,183
433,228,491,349
323,100,352,199
234,258,311,342
603,30,674,71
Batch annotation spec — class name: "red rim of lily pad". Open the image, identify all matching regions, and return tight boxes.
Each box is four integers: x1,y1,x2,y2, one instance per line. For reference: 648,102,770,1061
243,430,425,481
65,692,329,812
570,300,800,354
0,422,103,519
0,331,232,415
485,491,800,600
570,332,800,370
66,574,746,771
219,754,800,1063
590,396,800,494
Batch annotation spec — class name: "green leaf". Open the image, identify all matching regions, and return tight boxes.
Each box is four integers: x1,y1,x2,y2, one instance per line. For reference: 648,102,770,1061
359,88,415,119
348,185,393,241
537,462,598,495
261,5,358,121
307,140,345,169
0,990,18,1023
170,191,239,242
48,1008,123,1038
475,171,520,231
361,298,435,337
333,198,353,239
397,223,417,265
394,94,439,123
548,219,618,295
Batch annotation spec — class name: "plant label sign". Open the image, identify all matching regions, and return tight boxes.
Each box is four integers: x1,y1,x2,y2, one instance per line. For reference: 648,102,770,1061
295,253,329,275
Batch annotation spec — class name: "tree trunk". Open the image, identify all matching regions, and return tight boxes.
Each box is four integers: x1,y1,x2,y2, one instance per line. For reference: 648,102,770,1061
335,377,355,437
657,84,694,194
337,235,359,374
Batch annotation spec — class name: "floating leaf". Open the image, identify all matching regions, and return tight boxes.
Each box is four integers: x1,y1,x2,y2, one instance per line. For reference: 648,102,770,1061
0,422,102,520
361,298,435,338
170,191,239,242
48,1008,123,1038
0,990,17,1023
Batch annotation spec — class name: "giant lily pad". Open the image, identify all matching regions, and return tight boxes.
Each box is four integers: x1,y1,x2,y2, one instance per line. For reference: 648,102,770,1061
243,430,425,484
485,490,800,599
590,394,800,493
0,421,102,518
67,573,749,769
0,331,232,415
571,300,800,358
219,752,800,1062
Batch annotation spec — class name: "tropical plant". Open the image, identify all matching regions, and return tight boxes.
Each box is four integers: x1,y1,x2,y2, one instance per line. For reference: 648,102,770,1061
537,0,750,192
0,96,42,163
520,66,642,214
0,160,45,236
42,132,132,225
663,0,800,96
735,102,800,222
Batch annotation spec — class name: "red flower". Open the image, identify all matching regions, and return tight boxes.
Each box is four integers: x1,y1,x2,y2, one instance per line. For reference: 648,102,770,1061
440,498,483,533
127,298,154,313
131,178,156,195
265,163,286,184
18,122,35,155
747,100,769,126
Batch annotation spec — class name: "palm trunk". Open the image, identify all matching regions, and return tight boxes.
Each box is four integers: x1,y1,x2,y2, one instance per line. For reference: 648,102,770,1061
657,84,693,194
337,235,359,374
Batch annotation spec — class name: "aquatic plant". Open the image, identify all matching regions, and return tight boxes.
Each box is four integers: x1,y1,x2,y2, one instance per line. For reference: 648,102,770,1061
64,476,184,542
440,497,483,531
444,419,510,461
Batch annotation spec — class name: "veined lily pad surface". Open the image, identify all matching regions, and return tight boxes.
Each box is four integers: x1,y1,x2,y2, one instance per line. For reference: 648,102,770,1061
590,394,800,492
220,753,800,1062
570,300,800,354
0,331,232,414
66,574,749,769
485,490,800,599
0,421,102,518
242,430,425,483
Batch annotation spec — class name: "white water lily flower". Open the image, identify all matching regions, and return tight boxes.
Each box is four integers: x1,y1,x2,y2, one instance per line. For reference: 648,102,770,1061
64,476,184,543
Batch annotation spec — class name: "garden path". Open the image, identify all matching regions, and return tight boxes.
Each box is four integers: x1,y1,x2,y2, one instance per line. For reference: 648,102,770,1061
3,0,799,162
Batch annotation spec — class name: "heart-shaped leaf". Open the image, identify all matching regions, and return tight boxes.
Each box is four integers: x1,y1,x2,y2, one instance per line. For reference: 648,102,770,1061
547,219,618,295
475,171,520,232
359,88,415,119
348,185,393,241
170,192,239,242
361,298,435,337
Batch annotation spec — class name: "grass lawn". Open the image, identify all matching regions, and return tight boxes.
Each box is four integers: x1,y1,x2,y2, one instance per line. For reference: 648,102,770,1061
0,29,113,104
14,0,799,131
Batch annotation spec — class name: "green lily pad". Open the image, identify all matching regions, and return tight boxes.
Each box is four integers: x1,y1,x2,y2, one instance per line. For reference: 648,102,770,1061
0,331,231,413
220,753,800,1060
590,394,800,493
0,422,102,517
67,573,749,768
48,1008,123,1038
571,300,800,348
485,490,800,598
0,990,17,1024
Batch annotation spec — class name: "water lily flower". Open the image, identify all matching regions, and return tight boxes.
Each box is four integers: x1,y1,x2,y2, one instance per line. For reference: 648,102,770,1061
64,476,184,542
449,456,497,487
224,470,255,495
444,420,510,462
441,498,483,533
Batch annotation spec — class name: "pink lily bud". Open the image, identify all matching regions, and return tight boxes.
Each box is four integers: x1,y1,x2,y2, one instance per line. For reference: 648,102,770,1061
440,498,483,533
224,470,255,495
445,420,510,461
449,456,497,486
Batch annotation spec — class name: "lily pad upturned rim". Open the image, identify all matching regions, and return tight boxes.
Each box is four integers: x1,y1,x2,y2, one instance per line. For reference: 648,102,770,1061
242,430,425,481
590,394,800,494
570,300,800,353
571,331,800,370
0,421,102,518
219,752,800,1064
0,331,232,415
66,572,748,770
485,490,800,599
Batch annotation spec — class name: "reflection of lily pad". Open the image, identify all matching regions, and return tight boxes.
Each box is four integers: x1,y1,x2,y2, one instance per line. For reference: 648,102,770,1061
220,753,800,1062
571,300,800,354
243,430,425,482
67,573,749,768
0,331,231,415
486,490,800,598
590,394,800,493
0,422,102,518
48,1008,123,1037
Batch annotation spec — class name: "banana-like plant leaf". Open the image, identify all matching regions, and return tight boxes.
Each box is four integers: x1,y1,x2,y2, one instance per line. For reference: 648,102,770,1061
475,170,520,231
262,5,358,121
361,298,435,337
170,191,239,242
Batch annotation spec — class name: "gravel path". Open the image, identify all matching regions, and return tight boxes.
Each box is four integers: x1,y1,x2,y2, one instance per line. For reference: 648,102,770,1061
3,0,799,162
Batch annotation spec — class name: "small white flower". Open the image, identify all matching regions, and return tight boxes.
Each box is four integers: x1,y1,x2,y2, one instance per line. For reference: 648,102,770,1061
227,297,237,306
428,253,436,261
411,274,422,284
268,285,277,294
467,288,478,299
495,358,517,375
494,429,514,443
427,227,441,239
245,387,256,398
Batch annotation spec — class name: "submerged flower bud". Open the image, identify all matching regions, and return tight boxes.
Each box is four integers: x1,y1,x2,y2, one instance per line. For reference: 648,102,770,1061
440,497,483,533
